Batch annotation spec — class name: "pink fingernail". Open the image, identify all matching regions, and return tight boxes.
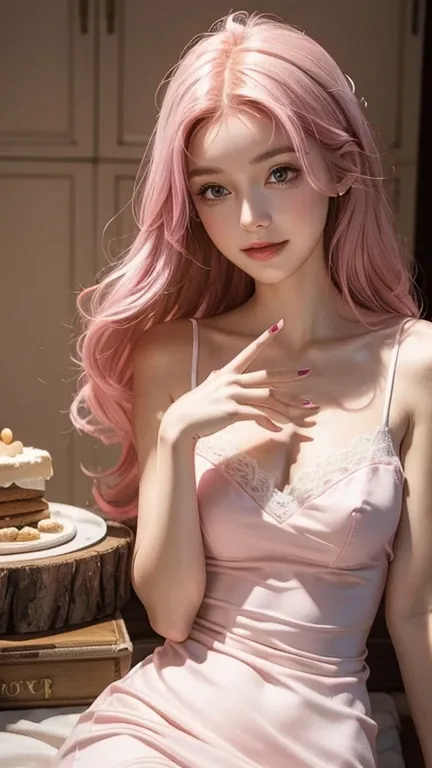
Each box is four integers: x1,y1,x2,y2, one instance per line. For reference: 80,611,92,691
297,368,311,376
302,399,317,407
269,319,284,334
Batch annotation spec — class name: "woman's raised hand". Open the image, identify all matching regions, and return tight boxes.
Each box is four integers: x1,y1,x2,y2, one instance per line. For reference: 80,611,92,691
161,320,317,441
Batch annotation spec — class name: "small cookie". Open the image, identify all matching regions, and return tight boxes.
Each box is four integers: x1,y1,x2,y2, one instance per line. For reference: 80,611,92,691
37,518,64,534
0,527,18,541
16,526,40,541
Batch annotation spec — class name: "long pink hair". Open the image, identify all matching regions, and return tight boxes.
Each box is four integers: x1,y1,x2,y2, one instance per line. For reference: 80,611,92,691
71,12,420,519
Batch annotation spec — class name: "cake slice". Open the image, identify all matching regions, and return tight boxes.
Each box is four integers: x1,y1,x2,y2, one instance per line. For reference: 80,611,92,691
0,428,62,541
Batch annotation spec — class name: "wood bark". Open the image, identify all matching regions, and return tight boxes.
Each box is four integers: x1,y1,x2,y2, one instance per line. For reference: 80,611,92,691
0,523,133,634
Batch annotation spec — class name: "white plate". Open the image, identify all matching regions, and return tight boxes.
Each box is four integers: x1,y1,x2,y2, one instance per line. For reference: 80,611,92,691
0,510,76,556
0,503,108,564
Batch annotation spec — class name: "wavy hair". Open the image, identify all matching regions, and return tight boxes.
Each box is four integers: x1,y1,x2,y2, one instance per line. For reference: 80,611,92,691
71,12,420,519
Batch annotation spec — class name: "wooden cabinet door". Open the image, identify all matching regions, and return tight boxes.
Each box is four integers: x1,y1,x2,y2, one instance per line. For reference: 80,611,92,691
97,0,424,247
0,161,94,505
96,0,425,160
73,161,139,507
95,162,139,271
0,0,96,159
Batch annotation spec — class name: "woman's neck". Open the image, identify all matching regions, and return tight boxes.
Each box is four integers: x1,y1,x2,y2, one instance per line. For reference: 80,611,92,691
240,262,359,351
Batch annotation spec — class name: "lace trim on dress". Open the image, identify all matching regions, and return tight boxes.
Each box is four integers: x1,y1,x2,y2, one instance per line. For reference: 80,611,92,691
195,425,403,523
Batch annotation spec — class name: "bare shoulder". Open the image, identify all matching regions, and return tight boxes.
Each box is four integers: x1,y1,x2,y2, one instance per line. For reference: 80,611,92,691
400,318,432,416
133,318,195,399
401,318,432,369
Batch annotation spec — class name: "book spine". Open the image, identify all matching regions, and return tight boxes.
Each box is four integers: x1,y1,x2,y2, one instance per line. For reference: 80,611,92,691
0,655,131,709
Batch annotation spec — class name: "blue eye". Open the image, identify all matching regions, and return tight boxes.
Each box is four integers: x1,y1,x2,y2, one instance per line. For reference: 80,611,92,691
268,165,299,184
195,164,300,205
197,184,229,202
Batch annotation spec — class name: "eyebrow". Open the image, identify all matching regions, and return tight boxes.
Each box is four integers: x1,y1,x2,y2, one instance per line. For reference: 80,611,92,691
187,144,296,180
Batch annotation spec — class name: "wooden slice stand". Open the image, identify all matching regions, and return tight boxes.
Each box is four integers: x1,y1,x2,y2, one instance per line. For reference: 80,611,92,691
0,522,133,635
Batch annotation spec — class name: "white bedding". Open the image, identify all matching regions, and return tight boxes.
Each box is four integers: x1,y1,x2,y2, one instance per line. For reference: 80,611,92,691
0,693,406,768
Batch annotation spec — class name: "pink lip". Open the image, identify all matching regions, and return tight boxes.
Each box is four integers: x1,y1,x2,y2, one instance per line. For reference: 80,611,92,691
241,240,288,261
242,241,278,249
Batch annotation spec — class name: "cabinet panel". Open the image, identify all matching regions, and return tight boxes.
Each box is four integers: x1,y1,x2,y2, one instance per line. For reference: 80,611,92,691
96,163,139,271
0,0,95,158
97,0,424,164
0,162,94,504
73,162,139,508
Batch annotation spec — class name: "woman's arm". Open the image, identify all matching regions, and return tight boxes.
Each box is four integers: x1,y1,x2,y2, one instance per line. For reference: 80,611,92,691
385,325,432,767
131,324,206,642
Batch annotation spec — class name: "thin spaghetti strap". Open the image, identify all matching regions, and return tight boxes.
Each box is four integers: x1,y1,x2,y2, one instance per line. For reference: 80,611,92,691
381,318,413,426
189,318,199,390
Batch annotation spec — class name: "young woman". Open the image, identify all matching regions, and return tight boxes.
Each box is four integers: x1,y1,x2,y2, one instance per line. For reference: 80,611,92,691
54,12,432,768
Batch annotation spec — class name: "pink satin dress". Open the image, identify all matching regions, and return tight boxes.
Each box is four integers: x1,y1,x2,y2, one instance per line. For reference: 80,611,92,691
53,319,409,768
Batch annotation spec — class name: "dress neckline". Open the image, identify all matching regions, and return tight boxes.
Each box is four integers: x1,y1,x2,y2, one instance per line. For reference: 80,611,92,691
195,424,404,523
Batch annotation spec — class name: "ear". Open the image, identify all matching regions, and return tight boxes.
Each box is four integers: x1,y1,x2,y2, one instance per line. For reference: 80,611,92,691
335,179,353,197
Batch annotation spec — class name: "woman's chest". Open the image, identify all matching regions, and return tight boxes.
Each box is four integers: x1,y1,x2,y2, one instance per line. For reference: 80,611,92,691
194,427,404,569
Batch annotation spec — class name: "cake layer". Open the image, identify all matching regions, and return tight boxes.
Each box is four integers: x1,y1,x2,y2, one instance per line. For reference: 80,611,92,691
0,485,44,502
0,446,53,488
0,498,49,519
0,508,50,529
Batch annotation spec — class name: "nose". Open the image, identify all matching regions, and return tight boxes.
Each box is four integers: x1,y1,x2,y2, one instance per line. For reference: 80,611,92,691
239,196,272,231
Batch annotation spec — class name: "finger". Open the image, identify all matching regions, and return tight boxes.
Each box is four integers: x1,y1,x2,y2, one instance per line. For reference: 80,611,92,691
232,387,318,414
237,367,311,387
236,405,283,432
231,386,291,412
267,390,319,410
286,399,320,410
234,399,303,427
223,319,284,375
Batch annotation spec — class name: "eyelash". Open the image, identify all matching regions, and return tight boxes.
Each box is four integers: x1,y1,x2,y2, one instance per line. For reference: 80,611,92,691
195,165,301,204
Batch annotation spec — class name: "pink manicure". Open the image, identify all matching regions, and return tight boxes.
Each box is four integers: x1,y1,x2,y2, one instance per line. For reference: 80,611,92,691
269,319,284,334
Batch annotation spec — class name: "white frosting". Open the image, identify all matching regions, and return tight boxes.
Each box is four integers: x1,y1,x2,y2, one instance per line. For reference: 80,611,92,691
0,478,46,491
0,446,51,467
0,446,53,487
0,440,23,458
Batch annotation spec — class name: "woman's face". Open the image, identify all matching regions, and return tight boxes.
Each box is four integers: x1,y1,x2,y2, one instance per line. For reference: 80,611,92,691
187,110,334,285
